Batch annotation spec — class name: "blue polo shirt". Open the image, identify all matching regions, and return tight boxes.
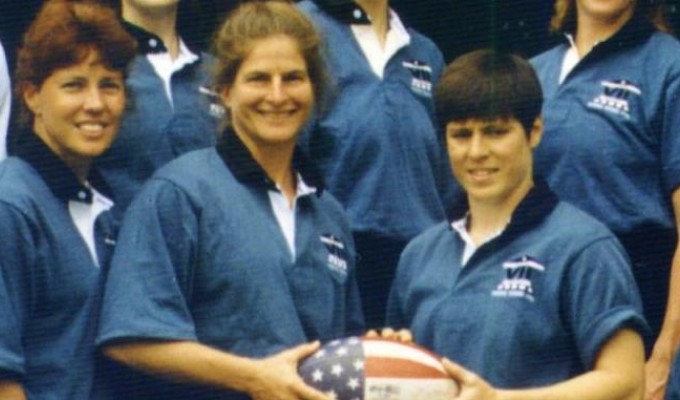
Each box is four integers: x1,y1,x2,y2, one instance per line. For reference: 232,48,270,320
97,129,364,399
667,352,680,400
298,0,453,241
530,17,680,238
387,182,648,388
95,22,223,215
0,132,116,399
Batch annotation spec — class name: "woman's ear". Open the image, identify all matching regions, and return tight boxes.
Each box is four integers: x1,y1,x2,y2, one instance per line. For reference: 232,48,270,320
529,117,543,149
23,83,41,116
219,85,231,110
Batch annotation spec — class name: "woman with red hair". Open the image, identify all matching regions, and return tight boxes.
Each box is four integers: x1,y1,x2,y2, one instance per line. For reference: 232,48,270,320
0,1,135,398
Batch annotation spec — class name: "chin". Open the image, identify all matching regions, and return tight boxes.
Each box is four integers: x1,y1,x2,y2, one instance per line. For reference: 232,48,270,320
262,130,300,144
76,144,112,159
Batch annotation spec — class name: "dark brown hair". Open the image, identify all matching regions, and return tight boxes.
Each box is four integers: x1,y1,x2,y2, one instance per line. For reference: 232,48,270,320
213,0,328,112
436,49,543,135
550,0,671,33
14,0,136,127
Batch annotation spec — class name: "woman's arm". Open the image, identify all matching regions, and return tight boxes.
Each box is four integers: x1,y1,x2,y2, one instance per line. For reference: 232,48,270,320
104,340,331,400
0,380,26,400
444,328,644,400
646,187,680,400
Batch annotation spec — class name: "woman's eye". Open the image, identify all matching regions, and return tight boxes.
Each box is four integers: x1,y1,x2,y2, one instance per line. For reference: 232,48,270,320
449,130,471,139
484,126,508,136
62,81,84,90
285,73,306,82
101,81,123,91
247,75,268,83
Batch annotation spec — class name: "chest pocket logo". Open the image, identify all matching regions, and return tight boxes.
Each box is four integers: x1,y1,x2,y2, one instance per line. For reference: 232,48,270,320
491,256,545,302
199,85,227,119
320,234,349,277
402,60,433,98
587,79,641,120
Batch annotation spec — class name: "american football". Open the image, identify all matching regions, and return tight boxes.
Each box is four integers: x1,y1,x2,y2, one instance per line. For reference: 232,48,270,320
299,336,458,400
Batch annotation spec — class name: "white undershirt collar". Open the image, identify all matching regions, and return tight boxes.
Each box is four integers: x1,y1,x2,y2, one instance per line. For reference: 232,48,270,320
146,37,199,106
268,174,317,261
351,9,410,78
559,34,581,84
451,213,507,266
69,184,113,267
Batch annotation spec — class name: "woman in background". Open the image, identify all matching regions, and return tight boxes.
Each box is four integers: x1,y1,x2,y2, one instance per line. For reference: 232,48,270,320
95,0,223,216
531,2,680,398
297,0,455,329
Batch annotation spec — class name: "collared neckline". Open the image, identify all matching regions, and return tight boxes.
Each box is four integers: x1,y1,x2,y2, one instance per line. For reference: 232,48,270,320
560,14,655,56
449,179,558,240
216,127,324,196
312,0,375,25
451,212,508,266
13,130,112,204
122,20,201,57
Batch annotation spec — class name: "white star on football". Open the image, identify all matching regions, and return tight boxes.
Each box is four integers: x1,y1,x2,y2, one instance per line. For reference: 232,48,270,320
347,377,360,391
331,364,344,377
312,369,323,382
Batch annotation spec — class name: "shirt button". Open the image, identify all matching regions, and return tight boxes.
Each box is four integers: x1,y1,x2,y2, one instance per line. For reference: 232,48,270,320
78,191,87,200
149,38,158,48
353,9,363,20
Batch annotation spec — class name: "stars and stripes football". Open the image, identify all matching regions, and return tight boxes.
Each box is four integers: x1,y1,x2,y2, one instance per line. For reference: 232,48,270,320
299,336,458,400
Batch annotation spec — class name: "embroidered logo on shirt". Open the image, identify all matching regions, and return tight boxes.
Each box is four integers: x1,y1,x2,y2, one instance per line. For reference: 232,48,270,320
491,255,545,302
320,234,348,276
199,86,227,119
402,60,433,97
587,79,641,120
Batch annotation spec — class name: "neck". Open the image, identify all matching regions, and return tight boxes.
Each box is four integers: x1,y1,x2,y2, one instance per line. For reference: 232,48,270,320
574,8,633,56
248,142,297,205
33,124,91,184
70,161,91,185
57,150,91,185
355,0,390,44
123,3,180,58
466,180,533,246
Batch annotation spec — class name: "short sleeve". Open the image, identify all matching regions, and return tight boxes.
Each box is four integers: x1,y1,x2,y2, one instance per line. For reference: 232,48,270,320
97,179,200,345
0,203,36,376
385,242,417,330
660,64,680,195
561,237,650,368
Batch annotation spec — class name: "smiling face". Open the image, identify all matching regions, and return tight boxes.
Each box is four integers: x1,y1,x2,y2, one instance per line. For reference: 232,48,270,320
576,0,636,25
24,50,126,175
220,34,314,157
446,117,542,210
